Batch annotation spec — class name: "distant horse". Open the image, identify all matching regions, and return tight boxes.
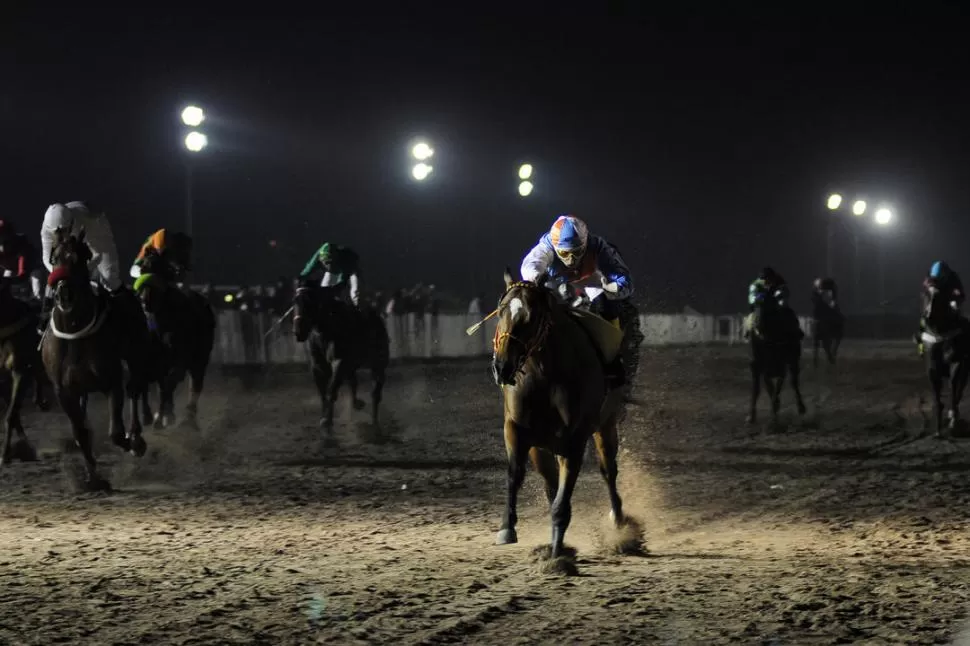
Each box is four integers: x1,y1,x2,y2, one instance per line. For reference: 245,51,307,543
292,280,389,437
41,228,148,491
812,289,844,368
0,286,48,465
134,250,215,429
747,301,807,424
920,285,970,434
491,269,627,560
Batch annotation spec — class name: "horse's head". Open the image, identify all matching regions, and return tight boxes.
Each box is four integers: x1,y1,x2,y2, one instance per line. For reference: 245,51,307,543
292,280,343,343
48,227,93,313
491,268,555,386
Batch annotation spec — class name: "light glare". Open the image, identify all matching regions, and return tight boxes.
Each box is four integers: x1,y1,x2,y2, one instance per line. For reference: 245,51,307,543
826,193,842,210
184,131,208,152
412,163,433,181
875,207,893,226
181,105,205,127
412,142,434,161
518,180,534,197
518,164,534,180
852,200,867,216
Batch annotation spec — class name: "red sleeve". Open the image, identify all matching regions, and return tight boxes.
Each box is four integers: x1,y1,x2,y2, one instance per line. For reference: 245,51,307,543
17,255,25,278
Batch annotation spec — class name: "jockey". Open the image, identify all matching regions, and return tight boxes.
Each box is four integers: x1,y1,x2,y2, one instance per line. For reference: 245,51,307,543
0,220,43,302
520,214,641,390
811,277,840,316
745,267,792,338
299,242,361,306
130,228,193,283
39,201,147,342
916,260,965,354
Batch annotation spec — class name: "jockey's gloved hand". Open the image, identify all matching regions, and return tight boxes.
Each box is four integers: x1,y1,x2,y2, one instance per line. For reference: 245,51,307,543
556,283,574,302
601,277,621,298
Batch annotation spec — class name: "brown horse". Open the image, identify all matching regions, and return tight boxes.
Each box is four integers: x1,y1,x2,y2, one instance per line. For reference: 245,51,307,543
134,250,215,429
0,287,48,464
292,280,389,438
491,269,627,560
41,228,148,491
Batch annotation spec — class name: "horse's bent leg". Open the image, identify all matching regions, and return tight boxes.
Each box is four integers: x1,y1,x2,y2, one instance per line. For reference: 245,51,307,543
496,418,528,545
59,388,109,491
747,360,761,424
593,421,624,526
528,446,559,505
550,443,585,558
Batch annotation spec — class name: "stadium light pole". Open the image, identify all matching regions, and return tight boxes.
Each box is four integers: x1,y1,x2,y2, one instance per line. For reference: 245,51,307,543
181,105,206,238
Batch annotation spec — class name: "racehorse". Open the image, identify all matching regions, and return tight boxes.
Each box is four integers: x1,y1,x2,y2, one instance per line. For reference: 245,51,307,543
41,228,147,491
292,280,389,437
920,284,970,434
134,250,215,429
491,269,627,561
747,301,807,424
812,289,844,368
0,287,48,465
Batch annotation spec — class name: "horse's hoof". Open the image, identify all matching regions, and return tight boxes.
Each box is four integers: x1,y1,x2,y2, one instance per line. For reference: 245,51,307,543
797,403,807,415
35,399,51,412
745,414,756,425
129,435,147,458
353,399,366,411
152,413,165,430
111,433,131,452
318,417,334,430
86,477,112,493
609,510,626,528
12,439,37,462
496,529,518,545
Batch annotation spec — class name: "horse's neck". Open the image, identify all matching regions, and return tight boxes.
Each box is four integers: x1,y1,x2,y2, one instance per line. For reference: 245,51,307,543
53,283,101,332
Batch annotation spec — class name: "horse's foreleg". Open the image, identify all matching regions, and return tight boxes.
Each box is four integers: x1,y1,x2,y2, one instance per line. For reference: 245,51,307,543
185,358,210,426
370,364,386,428
141,387,154,426
529,446,559,506
496,417,528,546
156,367,184,429
108,379,130,452
593,421,624,527
311,361,333,432
4,371,36,463
31,362,50,411
347,370,365,411
59,388,109,491
550,441,586,559
813,337,820,369
125,371,146,457
325,360,347,430
764,372,780,422
949,361,969,429
790,354,807,415
747,360,761,424
929,362,945,435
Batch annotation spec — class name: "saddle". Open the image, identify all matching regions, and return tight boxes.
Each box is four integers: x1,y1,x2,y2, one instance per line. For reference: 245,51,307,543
567,307,623,364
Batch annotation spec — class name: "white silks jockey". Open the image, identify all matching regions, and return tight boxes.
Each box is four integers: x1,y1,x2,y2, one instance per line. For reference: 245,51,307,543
41,201,122,292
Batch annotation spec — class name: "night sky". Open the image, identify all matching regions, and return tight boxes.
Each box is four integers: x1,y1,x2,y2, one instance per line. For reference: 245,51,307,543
5,5,970,314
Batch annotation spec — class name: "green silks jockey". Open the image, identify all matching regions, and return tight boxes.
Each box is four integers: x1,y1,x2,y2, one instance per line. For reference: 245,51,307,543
299,242,361,306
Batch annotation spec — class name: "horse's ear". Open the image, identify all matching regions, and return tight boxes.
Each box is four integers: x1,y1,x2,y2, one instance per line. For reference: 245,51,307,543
503,267,515,288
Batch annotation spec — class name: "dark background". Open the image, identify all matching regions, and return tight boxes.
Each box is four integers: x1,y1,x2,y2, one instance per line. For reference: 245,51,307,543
4,5,969,313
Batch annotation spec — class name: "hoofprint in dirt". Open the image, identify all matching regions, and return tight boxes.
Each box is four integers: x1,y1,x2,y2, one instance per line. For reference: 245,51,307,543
2,345,970,644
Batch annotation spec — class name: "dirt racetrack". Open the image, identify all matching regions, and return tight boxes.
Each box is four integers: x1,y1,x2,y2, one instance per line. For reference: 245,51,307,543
3,344,970,645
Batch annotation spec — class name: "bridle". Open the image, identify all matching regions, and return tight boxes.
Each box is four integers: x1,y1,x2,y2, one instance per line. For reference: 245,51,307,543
493,281,553,374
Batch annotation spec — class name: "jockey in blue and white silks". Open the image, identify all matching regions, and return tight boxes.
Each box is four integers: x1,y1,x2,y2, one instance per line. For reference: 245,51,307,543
519,214,641,391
